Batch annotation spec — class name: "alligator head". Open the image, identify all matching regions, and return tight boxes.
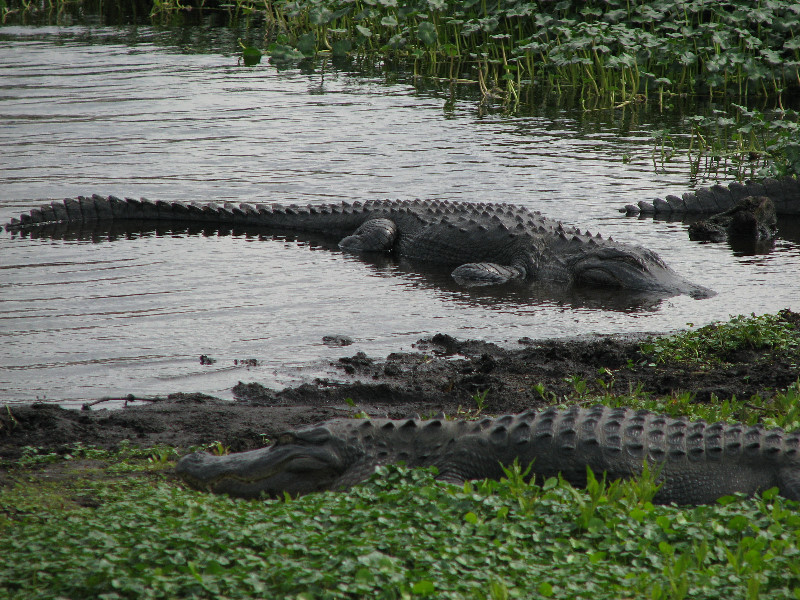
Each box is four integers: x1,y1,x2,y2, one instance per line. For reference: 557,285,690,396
175,425,359,498
564,245,715,299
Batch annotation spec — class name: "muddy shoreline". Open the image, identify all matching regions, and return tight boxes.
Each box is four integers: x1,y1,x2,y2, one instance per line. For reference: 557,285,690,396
2,326,798,461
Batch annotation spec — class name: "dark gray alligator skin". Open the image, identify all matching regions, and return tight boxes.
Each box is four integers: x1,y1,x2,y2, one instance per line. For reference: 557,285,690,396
175,405,800,504
4,195,714,298
622,175,800,216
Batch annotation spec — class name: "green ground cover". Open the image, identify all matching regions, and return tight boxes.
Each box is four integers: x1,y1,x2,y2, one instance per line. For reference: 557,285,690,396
2,455,800,599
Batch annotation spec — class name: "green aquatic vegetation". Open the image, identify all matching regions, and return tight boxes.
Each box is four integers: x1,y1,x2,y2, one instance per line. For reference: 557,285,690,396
237,38,262,65
2,459,799,599
231,0,800,105
649,105,800,179
7,0,800,108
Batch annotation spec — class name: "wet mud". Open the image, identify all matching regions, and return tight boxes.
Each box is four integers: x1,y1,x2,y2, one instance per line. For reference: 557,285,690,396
2,321,798,461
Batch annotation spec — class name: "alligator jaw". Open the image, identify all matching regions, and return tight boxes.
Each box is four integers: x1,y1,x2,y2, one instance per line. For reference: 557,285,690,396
175,444,345,498
570,247,716,299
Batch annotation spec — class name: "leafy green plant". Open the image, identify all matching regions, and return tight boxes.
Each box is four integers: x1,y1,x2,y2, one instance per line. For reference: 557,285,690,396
238,39,262,65
2,461,799,599
345,397,369,419
206,441,230,456
641,312,798,365
246,0,800,106
472,388,489,413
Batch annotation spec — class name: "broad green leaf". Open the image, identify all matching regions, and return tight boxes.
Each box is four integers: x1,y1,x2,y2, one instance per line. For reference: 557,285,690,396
296,32,316,57
418,21,438,46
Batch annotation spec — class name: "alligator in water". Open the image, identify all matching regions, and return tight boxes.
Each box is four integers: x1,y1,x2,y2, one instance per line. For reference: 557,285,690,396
175,405,800,505
621,175,800,216
687,196,777,244
4,195,714,299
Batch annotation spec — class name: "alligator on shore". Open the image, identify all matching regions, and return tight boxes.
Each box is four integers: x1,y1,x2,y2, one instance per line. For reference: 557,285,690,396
175,405,800,505
4,195,714,299
621,175,800,216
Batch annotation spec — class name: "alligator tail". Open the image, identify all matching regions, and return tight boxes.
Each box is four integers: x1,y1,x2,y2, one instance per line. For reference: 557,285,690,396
3,194,376,234
623,175,800,215
780,467,800,502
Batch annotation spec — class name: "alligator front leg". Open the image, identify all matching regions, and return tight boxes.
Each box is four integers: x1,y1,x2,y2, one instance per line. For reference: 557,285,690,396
338,218,398,252
451,262,526,286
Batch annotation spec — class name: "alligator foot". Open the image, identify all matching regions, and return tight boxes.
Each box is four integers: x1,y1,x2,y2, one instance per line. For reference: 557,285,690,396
451,262,525,286
338,218,398,251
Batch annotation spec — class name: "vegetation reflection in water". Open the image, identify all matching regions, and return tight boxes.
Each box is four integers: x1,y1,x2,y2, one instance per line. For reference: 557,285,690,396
248,0,800,179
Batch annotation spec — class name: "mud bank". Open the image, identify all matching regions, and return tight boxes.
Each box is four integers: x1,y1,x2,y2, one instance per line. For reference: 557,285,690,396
2,326,798,461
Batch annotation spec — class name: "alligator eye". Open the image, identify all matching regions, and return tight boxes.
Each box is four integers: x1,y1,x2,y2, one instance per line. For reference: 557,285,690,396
277,432,298,445
577,268,619,287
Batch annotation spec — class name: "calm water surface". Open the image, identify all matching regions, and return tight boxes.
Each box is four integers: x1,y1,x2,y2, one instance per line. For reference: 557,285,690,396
1,26,798,405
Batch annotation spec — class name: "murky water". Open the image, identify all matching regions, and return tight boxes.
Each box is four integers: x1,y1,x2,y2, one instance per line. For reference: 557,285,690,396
1,25,798,405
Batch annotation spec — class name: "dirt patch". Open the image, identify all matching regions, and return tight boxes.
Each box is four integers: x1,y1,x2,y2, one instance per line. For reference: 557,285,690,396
1,321,798,461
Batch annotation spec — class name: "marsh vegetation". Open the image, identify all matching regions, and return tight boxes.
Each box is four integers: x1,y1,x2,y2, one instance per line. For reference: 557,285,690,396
5,0,799,179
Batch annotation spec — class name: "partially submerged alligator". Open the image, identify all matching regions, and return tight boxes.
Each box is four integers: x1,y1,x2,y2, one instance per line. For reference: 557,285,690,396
687,196,777,243
5,195,713,299
175,405,800,505
621,175,800,216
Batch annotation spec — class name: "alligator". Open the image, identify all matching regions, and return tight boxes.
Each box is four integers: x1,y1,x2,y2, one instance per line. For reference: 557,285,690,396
175,405,800,505
621,175,800,216
4,195,714,299
687,195,777,243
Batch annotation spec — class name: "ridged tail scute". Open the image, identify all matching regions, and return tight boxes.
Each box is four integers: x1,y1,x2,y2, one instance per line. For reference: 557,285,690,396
4,196,405,234
5,196,282,231
623,175,800,215
780,431,800,501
